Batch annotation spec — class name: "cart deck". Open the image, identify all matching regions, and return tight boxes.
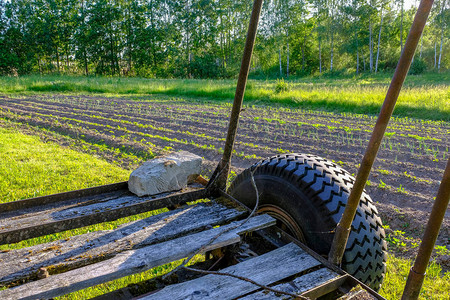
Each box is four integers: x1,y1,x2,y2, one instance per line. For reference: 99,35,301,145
0,183,381,299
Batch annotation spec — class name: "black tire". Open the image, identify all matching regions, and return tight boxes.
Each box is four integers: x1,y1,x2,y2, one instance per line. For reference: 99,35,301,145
228,153,387,290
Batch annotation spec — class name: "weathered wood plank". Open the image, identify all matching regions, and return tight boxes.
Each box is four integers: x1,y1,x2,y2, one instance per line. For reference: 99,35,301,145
239,268,340,299
0,215,275,300
0,182,128,213
0,202,245,287
0,187,208,244
143,243,321,300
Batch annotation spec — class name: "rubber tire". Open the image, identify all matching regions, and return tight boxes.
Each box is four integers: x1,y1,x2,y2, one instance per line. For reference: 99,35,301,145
228,153,387,291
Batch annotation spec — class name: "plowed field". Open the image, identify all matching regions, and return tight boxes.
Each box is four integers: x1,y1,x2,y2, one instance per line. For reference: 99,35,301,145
0,94,448,255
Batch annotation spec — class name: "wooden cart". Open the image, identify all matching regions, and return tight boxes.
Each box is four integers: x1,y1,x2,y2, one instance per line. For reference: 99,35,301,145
0,181,383,299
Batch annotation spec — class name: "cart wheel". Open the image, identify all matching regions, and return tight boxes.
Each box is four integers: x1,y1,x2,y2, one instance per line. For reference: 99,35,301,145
228,153,387,290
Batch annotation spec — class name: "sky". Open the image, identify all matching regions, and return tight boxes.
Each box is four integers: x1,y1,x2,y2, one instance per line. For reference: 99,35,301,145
405,0,420,9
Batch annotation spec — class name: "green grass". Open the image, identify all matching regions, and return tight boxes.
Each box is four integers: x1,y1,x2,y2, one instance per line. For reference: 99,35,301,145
380,255,450,299
0,73,449,121
0,125,130,203
1,123,449,299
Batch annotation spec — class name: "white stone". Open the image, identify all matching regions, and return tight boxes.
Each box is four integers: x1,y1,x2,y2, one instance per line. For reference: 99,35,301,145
128,151,202,197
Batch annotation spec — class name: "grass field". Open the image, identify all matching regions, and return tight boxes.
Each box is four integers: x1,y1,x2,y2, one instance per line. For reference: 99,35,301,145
0,73,448,121
0,125,448,299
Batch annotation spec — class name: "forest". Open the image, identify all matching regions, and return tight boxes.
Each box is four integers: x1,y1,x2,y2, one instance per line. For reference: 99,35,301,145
0,0,448,78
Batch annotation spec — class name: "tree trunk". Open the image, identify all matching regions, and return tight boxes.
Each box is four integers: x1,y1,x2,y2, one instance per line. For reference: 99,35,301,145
220,14,226,69
356,30,359,74
330,29,334,71
437,0,445,71
287,41,289,78
302,37,306,72
65,37,69,72
369,20,373,72
56,46,60,73
110,37,115,75
279,48,282,77
434,41,437,68
81,0,89,76
150,0,157,70
363,54,366,71
109,6,115,76
329,1,336,73
127,5,132,73
186,1,191,78
400,0,404,52
438,27,444,71
84,51,89,76
375,11,383,73
319,36,322,73
420,36,423,58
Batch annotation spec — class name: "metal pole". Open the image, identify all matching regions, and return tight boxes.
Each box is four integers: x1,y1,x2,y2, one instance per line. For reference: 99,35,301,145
208,0,263,192
328,0,434,266
401,157,450,299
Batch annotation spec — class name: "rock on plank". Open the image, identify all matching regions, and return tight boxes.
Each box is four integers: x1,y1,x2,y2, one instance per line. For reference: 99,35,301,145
128,151,202,196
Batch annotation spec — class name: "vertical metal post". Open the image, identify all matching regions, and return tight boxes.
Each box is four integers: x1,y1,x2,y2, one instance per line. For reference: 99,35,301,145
401,157,450,299
328,0,434,266
208,0,263,192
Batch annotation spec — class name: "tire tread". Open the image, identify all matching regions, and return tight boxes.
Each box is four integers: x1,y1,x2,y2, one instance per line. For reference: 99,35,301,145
228,153,387,290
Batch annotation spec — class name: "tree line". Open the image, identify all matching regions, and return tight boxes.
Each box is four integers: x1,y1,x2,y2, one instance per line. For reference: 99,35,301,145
0,0,448,78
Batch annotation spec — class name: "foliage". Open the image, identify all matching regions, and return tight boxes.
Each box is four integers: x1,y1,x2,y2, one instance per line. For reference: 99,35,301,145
409,58,428,75
0,0,448,77
275,78,290,93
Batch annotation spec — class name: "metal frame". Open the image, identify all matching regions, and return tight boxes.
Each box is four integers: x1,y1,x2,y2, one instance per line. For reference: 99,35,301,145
328,0,435,265
208,0,264,192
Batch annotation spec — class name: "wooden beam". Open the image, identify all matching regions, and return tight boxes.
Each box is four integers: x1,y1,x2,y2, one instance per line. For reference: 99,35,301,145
143,243,321,300
0,202,245,286
0,182,128,213
0,187,208,245
0,215,275,300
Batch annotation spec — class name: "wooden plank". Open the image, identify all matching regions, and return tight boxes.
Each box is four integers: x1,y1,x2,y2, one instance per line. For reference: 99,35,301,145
0,187,208,245
0,182,128,213
239,268,340,299
0,202,245,286
0,215,275,300
301,274,350,299
143,243,322,300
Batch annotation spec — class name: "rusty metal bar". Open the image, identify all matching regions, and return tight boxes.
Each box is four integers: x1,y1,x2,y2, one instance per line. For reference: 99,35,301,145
208,0,263,192
328,0,434,266
401,157,450,299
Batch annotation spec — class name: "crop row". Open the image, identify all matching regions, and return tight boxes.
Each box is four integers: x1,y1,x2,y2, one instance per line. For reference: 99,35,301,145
0,95,447,202
4,96,448,162
3,100,447,172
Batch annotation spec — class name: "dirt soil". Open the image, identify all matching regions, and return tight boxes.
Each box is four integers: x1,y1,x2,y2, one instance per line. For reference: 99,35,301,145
0,94,448,261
